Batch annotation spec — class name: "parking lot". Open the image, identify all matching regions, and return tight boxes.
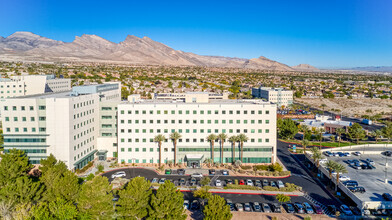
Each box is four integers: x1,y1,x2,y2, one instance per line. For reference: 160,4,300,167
325,152,392,203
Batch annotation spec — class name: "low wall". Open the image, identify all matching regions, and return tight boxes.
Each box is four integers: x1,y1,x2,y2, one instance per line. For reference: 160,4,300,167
320,144,389,154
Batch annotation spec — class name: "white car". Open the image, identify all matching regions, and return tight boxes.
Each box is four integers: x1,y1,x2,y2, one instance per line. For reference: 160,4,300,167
216,180,222,187
339,175,351,181
319,158,328,164
352,151,361,156
111,171,126,178
183,200,189,210
191,173,203,178
246,179,254,186
277,180,285,189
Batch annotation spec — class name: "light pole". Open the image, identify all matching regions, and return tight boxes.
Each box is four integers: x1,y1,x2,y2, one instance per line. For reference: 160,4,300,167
385,144,388,184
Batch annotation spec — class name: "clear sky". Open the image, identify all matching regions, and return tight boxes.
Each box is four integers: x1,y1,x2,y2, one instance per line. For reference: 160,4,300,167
0,0,391,68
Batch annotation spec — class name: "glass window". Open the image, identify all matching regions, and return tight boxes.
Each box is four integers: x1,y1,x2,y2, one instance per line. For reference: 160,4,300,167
266,120,270,124
164,110,168,114
207,120,211,124
215,110,218,114
200,110,204,114
266,110,270,114
266,129,270,133
171,110,175,114
186,110,189,114
193,110,197,114
208,110,211,114
214,120,218,124
258,120,262,124
258,110,262,114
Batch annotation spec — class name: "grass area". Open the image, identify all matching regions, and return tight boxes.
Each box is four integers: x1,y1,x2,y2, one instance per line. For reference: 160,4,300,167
224,184,262,190
281,139,391,148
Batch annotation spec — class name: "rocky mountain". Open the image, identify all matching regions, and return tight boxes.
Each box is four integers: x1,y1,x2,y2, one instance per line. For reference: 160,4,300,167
292,64,319,71
0,31,299,71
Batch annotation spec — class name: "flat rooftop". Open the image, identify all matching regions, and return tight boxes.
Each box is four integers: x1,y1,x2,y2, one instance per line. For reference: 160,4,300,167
123,99,275,105
13,90,73,99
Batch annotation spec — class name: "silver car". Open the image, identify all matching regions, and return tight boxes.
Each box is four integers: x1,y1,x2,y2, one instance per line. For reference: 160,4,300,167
262,203,271,213
111,171,126,178
244,203,251,211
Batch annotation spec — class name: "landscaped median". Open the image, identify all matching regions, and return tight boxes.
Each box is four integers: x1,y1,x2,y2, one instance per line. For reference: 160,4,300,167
224,182,302,192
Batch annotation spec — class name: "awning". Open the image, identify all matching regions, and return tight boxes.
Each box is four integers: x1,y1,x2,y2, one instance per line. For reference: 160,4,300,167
185,154,204,161
96,150,108,156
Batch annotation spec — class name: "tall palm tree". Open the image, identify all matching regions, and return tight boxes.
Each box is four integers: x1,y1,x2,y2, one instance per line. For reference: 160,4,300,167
206,134,218,163
237,134,249,163
371,129,383,144
334,163,347,191
301,139,310,153
315,128,325,149
217,133,228,164
228,136,238,163
310,147,324,168
325,160,337,180
169,132,182,166
154,134,166,167
335,128,345,148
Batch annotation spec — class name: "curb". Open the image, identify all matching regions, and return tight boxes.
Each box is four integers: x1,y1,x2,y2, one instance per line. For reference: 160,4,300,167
233,174,291,179
208,190,301,196
280,140,335,149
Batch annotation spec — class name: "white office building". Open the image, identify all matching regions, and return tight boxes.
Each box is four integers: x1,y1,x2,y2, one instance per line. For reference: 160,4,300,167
0,82,120,170
117,96,277,167
252,86,293,107
0,75,71,98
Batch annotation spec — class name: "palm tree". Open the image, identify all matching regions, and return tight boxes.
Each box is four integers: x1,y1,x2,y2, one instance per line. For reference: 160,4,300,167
310,147,324,169
325,160,337,180
301,139,310,153
203,158,213,167
169,132,182,166
237,134,249,163
371,129,383,144
334,163,347,191
217,133,228,164
228,136,238,163
206,134,218,163
315,128,325,149
335,128,345,148
154,134,166,167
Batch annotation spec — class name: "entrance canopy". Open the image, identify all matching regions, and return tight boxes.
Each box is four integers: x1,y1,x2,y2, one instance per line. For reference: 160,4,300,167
185,154,204,168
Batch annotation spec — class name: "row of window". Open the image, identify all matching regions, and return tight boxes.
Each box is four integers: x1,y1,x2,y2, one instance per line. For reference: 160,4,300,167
120,147,272,153
73,118,94,129
121,137,270,143
0,84,24,88
121,128,269,134
73,127,95,140
120,109,270,115
5,127,46,133
73,145,95,161
73,137,95,151
3,105,44,111
5,116,45,122
4,138,46,143
119,157,271,164
0,90,24,94
4,149,46,154
73,100,95,109
73,109,95,120
120,119,270,125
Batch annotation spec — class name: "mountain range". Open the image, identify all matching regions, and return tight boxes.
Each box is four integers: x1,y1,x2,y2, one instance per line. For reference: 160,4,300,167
0,32,318,71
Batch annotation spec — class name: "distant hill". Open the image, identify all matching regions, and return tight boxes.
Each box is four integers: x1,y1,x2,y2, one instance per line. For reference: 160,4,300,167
0,31,298,71
346,66,392,72
291,64,319,71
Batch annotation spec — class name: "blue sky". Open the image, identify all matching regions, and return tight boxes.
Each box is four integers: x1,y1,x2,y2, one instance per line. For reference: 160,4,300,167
0,0,391,68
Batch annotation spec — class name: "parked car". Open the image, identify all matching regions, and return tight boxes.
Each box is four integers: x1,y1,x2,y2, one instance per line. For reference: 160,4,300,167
383,151,392,157
277,180,285,188
363,209,371,215
284,203,295,213
262,179,269,187
215,179,222,187
253,202,261,212
190,178,197,185
179,178,186,185
165,169,172,174
226,179,233,185
239,179,245,185
313,204,323,214
191,173,203,178
235,203,244,211
351,186,366,193
209,169,216,175
349,206,362,216
226,199,235,211
111,171,126,178
344,152,351,157
352,151,361,156
255,180,262,187
339,175,351,181
183,200,190,209
340,205,353,216
246,179,254,186
244,203,251,212
366,158,375,166
271,203,281,213
151,178,159,183
262,203,271,213
382,193,392,201
222,170,229,175
319,158,328,164
328,205,337,215
303,202,314,214
191,200,199,210
159,178,168,184
294,203,305,214
270,181,277,187
177,169,185,175
324,151,332,157
343,180,358,187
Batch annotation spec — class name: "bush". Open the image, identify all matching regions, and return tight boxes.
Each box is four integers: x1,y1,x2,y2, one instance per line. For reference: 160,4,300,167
234,179,239,185
263,186,279,191
240,165,252,170
75,161,94,174
224,185,261,190
238,170,246,174
270,163,283,172
200,177,211,186
86,173,95,181
253,165,269,171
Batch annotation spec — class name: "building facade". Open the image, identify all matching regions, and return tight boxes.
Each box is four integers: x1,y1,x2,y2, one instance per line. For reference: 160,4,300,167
252,87,293,107
117,98,277,166
0,82,121,170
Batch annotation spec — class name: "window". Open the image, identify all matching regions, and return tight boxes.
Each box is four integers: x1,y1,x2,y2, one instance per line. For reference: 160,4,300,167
266,120,270,124
21,106,25,111
39,117,46,121
244,120,248,124
251,110,255,114
207,120,211,124
120,110,124,114
5,117,9,121
244,110,247,114
14,117,18,122
39,106,46,110
22,117,26,121
229,120,233,124
266,138,270,143
266,110,270,114
193,110,197,114
266,129,270,133
214,120,218,124
236,120,240,124
29,106,34,110
215,110,218,114
258,110,262,114
128,148,132,152
164,110,168,114
186,110,189,114
3,106,8,111
258,120,262,124
13,106,16,110
39,127,46,132
121,148,125,152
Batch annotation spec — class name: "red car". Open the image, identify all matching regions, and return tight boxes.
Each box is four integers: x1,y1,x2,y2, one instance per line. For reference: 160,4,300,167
239,180,245,185
313,204,323,214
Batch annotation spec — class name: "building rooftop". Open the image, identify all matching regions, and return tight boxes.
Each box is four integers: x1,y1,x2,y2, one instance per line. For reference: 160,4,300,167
122,98,275,106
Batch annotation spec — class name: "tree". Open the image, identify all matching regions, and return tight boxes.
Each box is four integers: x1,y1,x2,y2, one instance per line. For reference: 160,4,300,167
207,134,218,163
169,132,182,166
154,134,166,167
121,87,130,100
200,177,211,186
325,160,337,182
228,136,238,163
334,163,347,191
77,176,114,219
310,147,324,169
371,129,383,144
204,158,213,167
335,128,345,148
0,149,33,187
237,134,249,163
315,128,325,149
117,177,152,219
301,139,310,153
148,180,186,220
0,176,43,205
203,195,232,220
382,122,392,148
348,123,365,144
276,194,291,206
217,133,228,164
277,119,299,140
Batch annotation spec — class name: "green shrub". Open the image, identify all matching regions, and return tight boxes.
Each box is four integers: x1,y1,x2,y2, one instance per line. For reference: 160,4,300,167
263,186,279,191
240,165,252,170
253,164,269,171
224,185,261,190
234,179,238,185
75,161,94,174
